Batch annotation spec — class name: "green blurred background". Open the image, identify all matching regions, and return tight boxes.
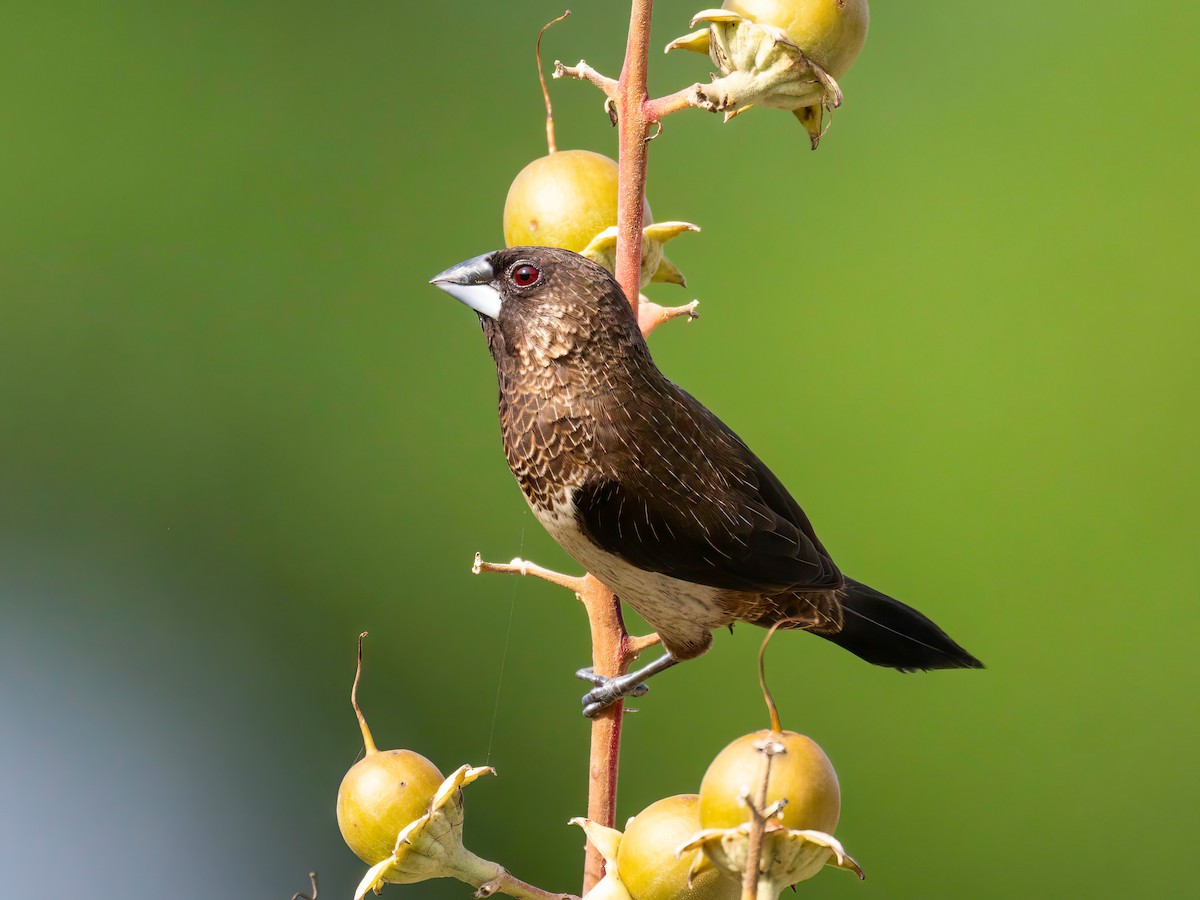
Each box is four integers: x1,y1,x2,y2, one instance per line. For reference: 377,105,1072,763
2,2,1196,897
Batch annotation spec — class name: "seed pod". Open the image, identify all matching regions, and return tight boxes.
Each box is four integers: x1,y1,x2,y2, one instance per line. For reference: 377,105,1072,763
335,634,495,899
723,0,869,77
337,748,446,868
679,729,863,897
574,795,740,900
502,149,698,289
619,796,740,900
666,0,870,146
699,730,840,835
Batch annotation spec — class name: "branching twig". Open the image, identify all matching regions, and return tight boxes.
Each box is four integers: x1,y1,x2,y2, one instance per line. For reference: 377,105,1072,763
639,298,699,335
469,864,580,900
473,558,661,893
473,553,585,594
290,871,318,900
736,621,796,898
645,84,710,121
497,2,679,892
553,59,618,100
741,737,787,900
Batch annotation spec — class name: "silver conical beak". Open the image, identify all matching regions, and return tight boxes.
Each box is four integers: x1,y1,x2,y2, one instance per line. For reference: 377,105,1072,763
430,253,502,319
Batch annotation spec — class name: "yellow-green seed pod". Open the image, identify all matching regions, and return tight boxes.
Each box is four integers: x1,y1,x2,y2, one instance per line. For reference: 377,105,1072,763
337,749,445,867
502,149,697,289
699,730,840,835
666,0,870,146
617,795,740,900
721,0,868,77
679,729,862,895
503,150,641,252
335,634,497,900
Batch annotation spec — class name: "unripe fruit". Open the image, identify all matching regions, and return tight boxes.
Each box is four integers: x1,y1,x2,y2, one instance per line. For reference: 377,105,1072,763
617,795,740,900
335,633,495,900
503,149,651,252
721,0,869,77
699,730,840,835
337,748,445,866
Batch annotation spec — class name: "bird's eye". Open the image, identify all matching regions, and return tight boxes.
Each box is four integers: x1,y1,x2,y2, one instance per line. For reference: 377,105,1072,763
511,264,540,287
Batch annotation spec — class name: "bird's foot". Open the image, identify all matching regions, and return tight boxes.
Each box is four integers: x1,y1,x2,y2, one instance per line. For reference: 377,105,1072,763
575,667,649,718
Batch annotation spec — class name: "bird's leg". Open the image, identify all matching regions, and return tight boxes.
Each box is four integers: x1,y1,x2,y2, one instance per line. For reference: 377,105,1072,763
575,652,678,718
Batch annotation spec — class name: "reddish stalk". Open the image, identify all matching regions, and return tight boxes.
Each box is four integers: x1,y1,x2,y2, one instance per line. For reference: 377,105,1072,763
612,0,654,307
579,1,657,893
579,575,629,891
472,559,658,893
646,84,701,122
534,1,692,888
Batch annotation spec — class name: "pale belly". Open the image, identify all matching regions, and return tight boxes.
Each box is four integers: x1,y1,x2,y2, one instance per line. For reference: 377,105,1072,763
530,491,735,659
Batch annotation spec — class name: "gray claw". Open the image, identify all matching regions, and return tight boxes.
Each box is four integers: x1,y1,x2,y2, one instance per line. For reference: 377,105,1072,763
578,671,650,717
575,667,605,686
583,700,607,718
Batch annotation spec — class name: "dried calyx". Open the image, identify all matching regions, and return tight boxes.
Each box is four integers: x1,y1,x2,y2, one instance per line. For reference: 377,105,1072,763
677,623,864,898
336,634,559,900
667,0,869,147
683,730,862,898
503,149,698,290
575,795,740,900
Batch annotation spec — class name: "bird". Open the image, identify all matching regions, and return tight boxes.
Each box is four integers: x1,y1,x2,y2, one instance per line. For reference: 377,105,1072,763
430,246,983,716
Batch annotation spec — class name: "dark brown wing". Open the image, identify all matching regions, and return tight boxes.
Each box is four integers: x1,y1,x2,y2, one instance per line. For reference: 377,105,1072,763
574,381,842,594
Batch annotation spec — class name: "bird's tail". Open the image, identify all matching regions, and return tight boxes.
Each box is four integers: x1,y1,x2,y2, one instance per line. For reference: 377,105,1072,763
820,578,984,671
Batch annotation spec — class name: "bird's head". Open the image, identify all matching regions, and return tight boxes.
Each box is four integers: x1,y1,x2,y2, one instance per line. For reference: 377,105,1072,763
430,247,645,369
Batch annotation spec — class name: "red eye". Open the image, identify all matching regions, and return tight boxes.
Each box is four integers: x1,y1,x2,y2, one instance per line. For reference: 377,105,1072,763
511,264,540,287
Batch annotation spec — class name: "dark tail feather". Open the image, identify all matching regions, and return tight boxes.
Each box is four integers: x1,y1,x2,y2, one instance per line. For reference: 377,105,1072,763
821,578,984,672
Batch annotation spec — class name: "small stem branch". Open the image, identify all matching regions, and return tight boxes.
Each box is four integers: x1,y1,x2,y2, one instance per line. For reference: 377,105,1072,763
639,298,699,336
472,553,585,594
453,850,579,900
470,558,649,891
624,631,662,660
290,871,318,900
741,737,785,900
553,59,618,100
645,84,706,121
479,872,578,900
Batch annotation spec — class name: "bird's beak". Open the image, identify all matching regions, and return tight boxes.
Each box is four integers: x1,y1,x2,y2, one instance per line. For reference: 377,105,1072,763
430,253,502,320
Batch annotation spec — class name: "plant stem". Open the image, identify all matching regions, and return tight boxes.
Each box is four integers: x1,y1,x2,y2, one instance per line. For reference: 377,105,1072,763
741,759,771,900
537,0,680,887
452,848,579,900
352,631,378,754
580,3,657,894
580,575,630,891
537,11,572,155
613,0,654,307
741,738,783,900
646,84,702,121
